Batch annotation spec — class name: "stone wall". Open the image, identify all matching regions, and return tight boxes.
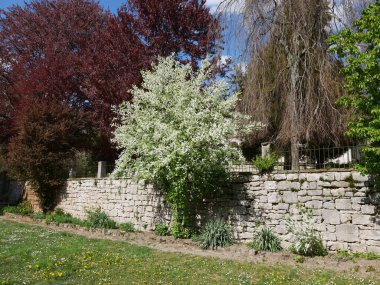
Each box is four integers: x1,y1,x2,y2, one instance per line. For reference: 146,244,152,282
56,170,380,253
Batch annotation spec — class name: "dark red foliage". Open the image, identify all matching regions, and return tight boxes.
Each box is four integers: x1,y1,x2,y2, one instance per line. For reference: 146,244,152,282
0,0,106,148
119,0,221,67
84,0,222,141
0,0,222,161
7,99,93,211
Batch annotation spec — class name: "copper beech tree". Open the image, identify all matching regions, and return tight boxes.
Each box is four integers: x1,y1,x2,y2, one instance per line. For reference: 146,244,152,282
7,100,93,212
0,0,222,161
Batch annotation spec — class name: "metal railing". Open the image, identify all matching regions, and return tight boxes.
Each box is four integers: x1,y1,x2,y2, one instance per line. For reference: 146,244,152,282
73,145,364,178
232,145,363,173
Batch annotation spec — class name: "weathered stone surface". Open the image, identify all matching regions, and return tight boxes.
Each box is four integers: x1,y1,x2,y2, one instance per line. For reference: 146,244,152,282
277,181,300,191
361,205,376,215
264,181,277,190
322,210,340,225
361,230,380,241
286,173,299,181
367,246,380,254
322,172,335,181
352,214,373,225
350,244,367,253
277,203,290,211
336,225,359,242
268,192,282,203
331,181,350,188
282,191,298,204
335,199,352,210
273,173,286,181
53,171,379,253
298,190,307,196
340,213,352,224
305,200,323,209
308,190,322,196
335,172,351,181
306,173,321,182
330,188,345,197
323,202,335,209
352,172,369,182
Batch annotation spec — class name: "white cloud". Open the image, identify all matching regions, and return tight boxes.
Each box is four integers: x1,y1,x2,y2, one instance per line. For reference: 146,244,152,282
206,0,224,13
206,0,224,6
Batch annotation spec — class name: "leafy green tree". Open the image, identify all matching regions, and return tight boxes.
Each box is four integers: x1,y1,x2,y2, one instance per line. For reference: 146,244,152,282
329,2,380,181
112,56,253,233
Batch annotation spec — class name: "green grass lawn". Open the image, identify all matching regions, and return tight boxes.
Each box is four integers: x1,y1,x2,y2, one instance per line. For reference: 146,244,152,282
0,220,378,285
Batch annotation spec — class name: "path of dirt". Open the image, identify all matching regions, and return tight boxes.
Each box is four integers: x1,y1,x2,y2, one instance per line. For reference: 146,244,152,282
1,213,379,279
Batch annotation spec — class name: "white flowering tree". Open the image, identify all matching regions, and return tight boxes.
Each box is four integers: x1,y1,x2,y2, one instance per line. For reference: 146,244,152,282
112,56,253,236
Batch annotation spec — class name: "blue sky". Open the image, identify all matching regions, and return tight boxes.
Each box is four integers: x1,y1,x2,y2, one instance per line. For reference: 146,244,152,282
0,0,241,60
0,0,222,14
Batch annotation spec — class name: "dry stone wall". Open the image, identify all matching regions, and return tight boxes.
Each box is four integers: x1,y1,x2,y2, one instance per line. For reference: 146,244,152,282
57,170,380,253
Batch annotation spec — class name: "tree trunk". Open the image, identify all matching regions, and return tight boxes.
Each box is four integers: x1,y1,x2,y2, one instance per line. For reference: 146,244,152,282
288,32,300,171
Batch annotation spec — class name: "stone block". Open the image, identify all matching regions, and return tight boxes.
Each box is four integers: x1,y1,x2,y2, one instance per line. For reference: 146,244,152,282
335,199,352,210
308,181,318,190
278,181,300,191
286,173,299,181
336,225,359,242
352,203,362,211
249,181,261,188
352,214,373,225
259,196,268,203
367,246,380,254
323,189,332,196
361,205,376,215
330,188,345,197
318,181,331,188
277,203,290,211
323,202,335,210
306,173,321,182
322,210,340,225
331,181,350,188
273,173,286,181
327,225,336,233
322,172,335,181
323,232,337,241
352,172,369,182
361,230,380,241
308,190,322,196
305,200,322,209
340,213,352,224
282,191,298,204
268,192,282,203
298,196,312,203
298,190,307,196
274,225,287,234
349,244,367,253
352,197,366,204
366,240,380,246
335,172,351,181
264,181,277,190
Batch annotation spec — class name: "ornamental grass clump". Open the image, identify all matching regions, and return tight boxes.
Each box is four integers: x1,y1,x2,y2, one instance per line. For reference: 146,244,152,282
286,207,327,257
249,227,282,252
112,56,255,233
199,219,233,250
252,153,278,174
